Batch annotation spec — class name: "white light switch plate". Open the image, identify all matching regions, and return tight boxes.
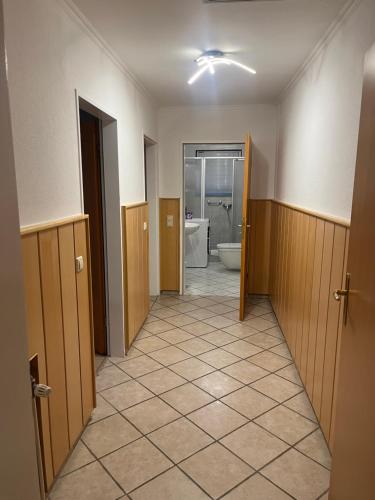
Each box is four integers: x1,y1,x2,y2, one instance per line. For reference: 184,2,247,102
143,221,147,231
75,256,84,273
167,215,174,227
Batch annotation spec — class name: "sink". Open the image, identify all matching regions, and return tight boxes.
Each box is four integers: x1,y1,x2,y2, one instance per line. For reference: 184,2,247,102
185,222,199,236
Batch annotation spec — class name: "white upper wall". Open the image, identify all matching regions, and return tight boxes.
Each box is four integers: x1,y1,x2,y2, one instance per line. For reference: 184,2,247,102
4,0,157,226
276,0,375,221
158,104,278,199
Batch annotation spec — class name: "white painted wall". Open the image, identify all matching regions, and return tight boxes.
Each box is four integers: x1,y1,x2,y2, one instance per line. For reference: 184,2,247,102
158,104,278,200
276,0,375,221
4,0,157,227
0,1,41,495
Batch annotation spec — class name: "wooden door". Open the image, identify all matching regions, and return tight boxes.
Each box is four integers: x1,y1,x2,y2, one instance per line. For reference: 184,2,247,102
79,110,107,355
329,43,375,500
239,134,252,320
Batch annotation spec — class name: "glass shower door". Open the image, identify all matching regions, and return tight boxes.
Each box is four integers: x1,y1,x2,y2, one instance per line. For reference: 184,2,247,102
204,158,233,251
185,158,203,218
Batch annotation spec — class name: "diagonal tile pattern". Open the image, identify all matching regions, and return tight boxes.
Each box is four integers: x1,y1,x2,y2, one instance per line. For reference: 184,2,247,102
50,293,331,500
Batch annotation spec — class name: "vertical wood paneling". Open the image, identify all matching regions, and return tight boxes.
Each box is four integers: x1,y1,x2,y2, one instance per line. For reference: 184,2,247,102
38,229,70,473
122,203,149,349
58,224,83,445
21,234,54,489
160,198,180,292
269,202,349,447
21,215,95,490
74,219,95,424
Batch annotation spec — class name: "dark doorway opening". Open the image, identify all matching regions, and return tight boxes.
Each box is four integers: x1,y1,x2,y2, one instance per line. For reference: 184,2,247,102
79,109,107,355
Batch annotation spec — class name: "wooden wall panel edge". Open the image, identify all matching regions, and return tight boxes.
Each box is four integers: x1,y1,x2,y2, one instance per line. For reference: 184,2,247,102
21,214,88,236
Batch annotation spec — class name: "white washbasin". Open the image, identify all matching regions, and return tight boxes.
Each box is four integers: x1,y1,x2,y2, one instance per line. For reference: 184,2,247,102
185,222,199,236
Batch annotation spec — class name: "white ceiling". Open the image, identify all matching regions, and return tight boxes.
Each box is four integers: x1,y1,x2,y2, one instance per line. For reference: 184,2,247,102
72,0,348,105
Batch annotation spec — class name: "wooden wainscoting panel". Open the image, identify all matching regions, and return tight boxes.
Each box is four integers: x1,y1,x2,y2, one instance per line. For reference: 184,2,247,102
74,219,95,424
122,203,149,350
21,234,54,489
270,201,349,447
58,224,83,445
38,228,70,474
160,198,180,292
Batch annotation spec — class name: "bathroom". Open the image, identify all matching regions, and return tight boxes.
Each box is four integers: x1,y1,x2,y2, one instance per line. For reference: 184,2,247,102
184,143,244,297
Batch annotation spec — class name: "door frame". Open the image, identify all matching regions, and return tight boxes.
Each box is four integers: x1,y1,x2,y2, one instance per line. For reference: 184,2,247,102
75,92,124,357
181,141,245,297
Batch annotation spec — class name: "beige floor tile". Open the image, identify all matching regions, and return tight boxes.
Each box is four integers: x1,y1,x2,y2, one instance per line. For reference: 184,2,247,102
96,365,131,392
187,308,218,320
201,330,237,347
262,449,330,500
101,380,153,411
222,299,240,308
247,305,272,317
223,340,263,359
198,348,241,369
142,320,175,335
161,383,214,414
130,467,210,499
221,387,277,419
118,347,142,361
222,310,242,321
151,307,180,320
250,374,302,402
82,413,141,458
101,437,172,493
223,323,258,339
194,371,243,398
203,315,237,329
276,364,303,386
262,312,277,323
244,317,275,332
144,314,159,324
157,327,194,343
283,392,317,422
270,343,292,360
191,297,218,308
246,332,283,349
135,329,153,340
157,296,181,306
248,351,291,372
164,314,197,328
133,335,170,353
168,357,215,380
89,394,117,424
122,397,180,434
320,492,329,500
118,355,163,378
222,360,268,384
60,441,95,476
181,443,254,499
221,422,289,469
222,474,292,499
171,302,200,313
295,429,332,469
177,337,215,355
137,367,186,394
188,401,247,439
206,303,235,315
49,462,123,500
182,321,217,336
149,417,213,462
263,325,284,339
148,345,191,365
255,405,317,445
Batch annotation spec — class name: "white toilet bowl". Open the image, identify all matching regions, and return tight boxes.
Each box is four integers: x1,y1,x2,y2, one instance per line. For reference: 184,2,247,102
217,243,241,270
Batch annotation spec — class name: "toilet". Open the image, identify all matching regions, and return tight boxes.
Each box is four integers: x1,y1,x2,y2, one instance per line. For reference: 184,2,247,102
217,243,241,270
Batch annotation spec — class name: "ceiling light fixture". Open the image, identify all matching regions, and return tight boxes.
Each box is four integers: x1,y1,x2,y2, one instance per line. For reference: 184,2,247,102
188,50,256,85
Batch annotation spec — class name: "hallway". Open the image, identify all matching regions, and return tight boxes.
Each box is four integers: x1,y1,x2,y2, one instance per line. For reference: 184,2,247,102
50,295,330,500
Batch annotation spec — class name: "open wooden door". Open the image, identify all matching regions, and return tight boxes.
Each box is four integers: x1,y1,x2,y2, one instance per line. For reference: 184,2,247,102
239,134,252,321
329,43,375,500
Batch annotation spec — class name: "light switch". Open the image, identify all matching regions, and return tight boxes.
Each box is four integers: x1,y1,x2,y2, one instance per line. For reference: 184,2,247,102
143,221,147,231
75,256,84,273
167,215,174,227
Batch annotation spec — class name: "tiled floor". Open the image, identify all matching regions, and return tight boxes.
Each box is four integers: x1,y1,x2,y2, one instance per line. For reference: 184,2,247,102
50,295,331,500
185,260,240,297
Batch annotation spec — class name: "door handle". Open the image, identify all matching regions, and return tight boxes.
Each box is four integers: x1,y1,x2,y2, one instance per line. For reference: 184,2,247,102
333,273,351,325
236,224,251,228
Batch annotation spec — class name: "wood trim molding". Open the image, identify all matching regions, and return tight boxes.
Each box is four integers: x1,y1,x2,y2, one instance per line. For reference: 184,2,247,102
123,201,148,209
20,214,88,235
273,200,350,228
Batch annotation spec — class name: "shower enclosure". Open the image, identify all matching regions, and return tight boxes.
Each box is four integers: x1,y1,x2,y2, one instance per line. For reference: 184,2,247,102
184,144,244,254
